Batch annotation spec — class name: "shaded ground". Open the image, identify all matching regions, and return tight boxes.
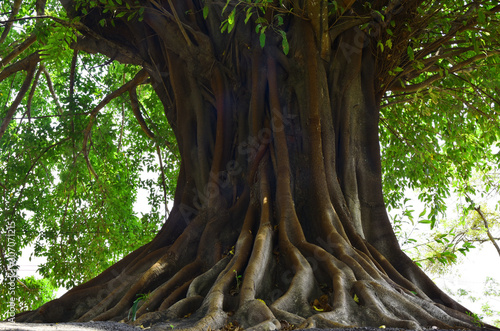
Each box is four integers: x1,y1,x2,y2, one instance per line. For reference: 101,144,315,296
0,322,489,331
0,322,141,331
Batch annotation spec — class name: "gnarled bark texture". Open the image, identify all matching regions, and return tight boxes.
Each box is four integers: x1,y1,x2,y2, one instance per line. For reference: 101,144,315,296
16,0,490,330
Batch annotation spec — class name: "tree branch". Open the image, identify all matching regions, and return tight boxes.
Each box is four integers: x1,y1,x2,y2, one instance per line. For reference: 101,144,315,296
9,137,72,220
0,0,23,44
41,64,64,115
411,3,486,63
152,0,192,47
389,50,500,92
0,50,40,82
0,34,37,69
0,60,38,140
26,65,43,122
82,69,149,179
452,72,500,109
474,206,500,259
129,87,155,140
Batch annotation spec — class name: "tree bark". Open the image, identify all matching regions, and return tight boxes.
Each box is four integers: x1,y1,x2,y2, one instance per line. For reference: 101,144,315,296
15,1,492,329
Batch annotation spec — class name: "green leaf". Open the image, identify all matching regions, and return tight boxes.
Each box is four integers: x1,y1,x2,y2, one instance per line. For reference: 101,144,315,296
373,10,384,21
221,21,228,33
255,17,267,24
276,15,283,26
227,9,236,33
377,40,384,52
259,32,266,48
280,30,289,55
360,22,370,30
129,297,141,321
477,10,486,23
203,5,209,19
244,8,252,24
407,46,415,60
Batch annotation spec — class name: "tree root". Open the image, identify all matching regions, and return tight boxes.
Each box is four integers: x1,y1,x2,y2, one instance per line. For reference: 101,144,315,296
15,175,486,331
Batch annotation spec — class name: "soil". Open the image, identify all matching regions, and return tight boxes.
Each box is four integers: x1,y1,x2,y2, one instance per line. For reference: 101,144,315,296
0,321,488,331
0,321,141,331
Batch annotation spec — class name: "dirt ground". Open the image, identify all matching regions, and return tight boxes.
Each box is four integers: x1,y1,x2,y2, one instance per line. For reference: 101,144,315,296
0,321,486,331
0,321,141,331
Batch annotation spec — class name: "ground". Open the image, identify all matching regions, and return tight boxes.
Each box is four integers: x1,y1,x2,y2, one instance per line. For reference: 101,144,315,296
0,321,486,331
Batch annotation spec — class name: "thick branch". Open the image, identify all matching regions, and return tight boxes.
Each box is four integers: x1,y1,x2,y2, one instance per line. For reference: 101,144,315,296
0,51,40,82
71,35,149,68
0,34,37,69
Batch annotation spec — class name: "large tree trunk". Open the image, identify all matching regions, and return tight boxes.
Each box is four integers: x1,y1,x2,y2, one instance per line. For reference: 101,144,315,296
16,1,487,330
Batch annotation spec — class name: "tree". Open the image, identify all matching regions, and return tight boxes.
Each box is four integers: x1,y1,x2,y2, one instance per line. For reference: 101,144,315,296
396,169,500,273
0,276,56,321
2,0,500,329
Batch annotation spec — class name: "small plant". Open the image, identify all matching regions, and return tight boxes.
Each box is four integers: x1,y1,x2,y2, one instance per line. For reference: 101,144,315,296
128,292,150,321
233,269,242,291
466,311,484,327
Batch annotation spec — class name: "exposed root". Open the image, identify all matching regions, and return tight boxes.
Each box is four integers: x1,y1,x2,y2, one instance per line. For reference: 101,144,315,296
17,197,486,330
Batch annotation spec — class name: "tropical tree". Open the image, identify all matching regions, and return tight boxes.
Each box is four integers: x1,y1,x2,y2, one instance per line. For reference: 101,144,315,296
2,0,500,330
